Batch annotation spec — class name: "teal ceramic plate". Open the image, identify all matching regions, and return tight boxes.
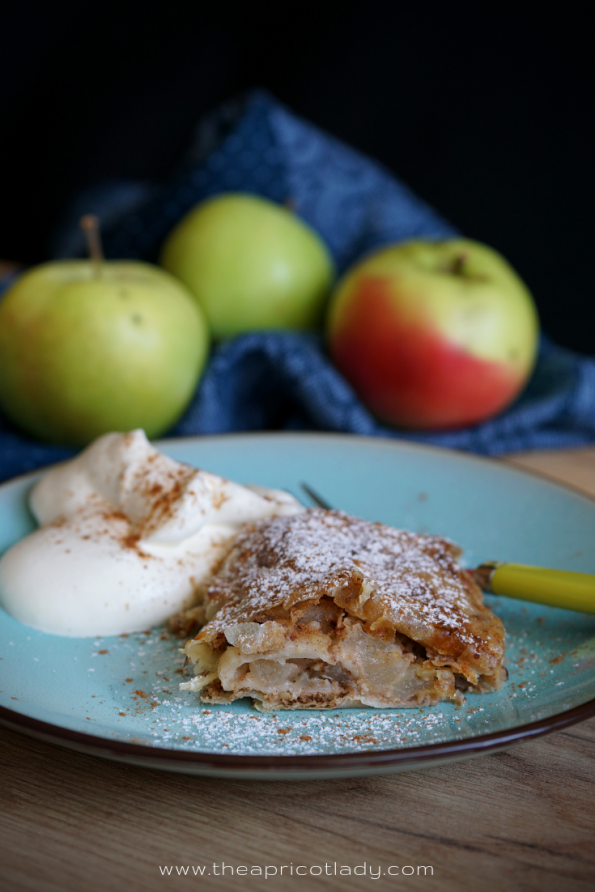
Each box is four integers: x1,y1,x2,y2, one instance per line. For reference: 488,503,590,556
1,433,595,780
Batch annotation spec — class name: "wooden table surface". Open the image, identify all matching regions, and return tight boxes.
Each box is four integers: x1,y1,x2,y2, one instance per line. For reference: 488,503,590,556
2,447,595,892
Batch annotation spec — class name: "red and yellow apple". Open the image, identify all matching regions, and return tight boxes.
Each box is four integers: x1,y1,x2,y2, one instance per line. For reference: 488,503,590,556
327,239,539,430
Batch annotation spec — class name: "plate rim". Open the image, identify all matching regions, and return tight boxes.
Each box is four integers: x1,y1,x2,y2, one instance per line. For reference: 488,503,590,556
2,697,594,777
2,431,595,777
3,430,595,508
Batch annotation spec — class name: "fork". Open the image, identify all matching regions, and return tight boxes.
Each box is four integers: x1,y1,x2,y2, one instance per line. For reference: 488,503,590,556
299,482,595,615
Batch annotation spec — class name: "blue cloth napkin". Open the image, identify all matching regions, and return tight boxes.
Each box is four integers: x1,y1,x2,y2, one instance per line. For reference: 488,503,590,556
2,89,595,483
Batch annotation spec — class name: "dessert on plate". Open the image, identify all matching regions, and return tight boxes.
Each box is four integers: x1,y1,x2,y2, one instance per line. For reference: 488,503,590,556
180,509,506,709
0,426,506,712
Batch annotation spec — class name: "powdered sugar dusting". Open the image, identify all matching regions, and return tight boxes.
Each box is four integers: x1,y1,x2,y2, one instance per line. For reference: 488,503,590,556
198,510,498,663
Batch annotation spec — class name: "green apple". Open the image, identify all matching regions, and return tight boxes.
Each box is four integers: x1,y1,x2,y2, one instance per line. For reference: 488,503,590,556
0,260,209,446
160,193,335,338
327,238,539,430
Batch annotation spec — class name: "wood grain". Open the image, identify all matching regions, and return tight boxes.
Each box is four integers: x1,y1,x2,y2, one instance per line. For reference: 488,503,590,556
2,448,595,892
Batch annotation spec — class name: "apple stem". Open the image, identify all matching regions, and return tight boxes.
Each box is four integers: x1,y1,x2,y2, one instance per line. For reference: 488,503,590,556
451,253,467,276
80,215,104,277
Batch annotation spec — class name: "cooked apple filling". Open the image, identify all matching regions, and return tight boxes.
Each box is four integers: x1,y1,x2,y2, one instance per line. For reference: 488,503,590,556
179,510,506,710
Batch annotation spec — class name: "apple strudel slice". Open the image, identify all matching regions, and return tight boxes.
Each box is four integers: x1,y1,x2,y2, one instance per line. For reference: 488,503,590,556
180,509,506,710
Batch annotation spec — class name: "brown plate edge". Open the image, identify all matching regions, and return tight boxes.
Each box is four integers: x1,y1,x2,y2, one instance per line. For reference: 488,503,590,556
2,696,595,779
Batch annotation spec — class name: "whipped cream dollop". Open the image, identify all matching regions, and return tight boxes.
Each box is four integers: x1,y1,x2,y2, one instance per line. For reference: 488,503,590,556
0,430,302,637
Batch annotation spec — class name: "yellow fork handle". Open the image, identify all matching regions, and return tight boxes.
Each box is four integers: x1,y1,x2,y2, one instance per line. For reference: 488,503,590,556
475,562,595,614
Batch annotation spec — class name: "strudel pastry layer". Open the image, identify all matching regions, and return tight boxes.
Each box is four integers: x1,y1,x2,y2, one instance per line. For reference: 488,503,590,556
180,509,506,710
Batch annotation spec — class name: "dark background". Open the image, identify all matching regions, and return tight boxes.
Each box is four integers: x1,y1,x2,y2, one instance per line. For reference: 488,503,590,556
1,6,592,353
